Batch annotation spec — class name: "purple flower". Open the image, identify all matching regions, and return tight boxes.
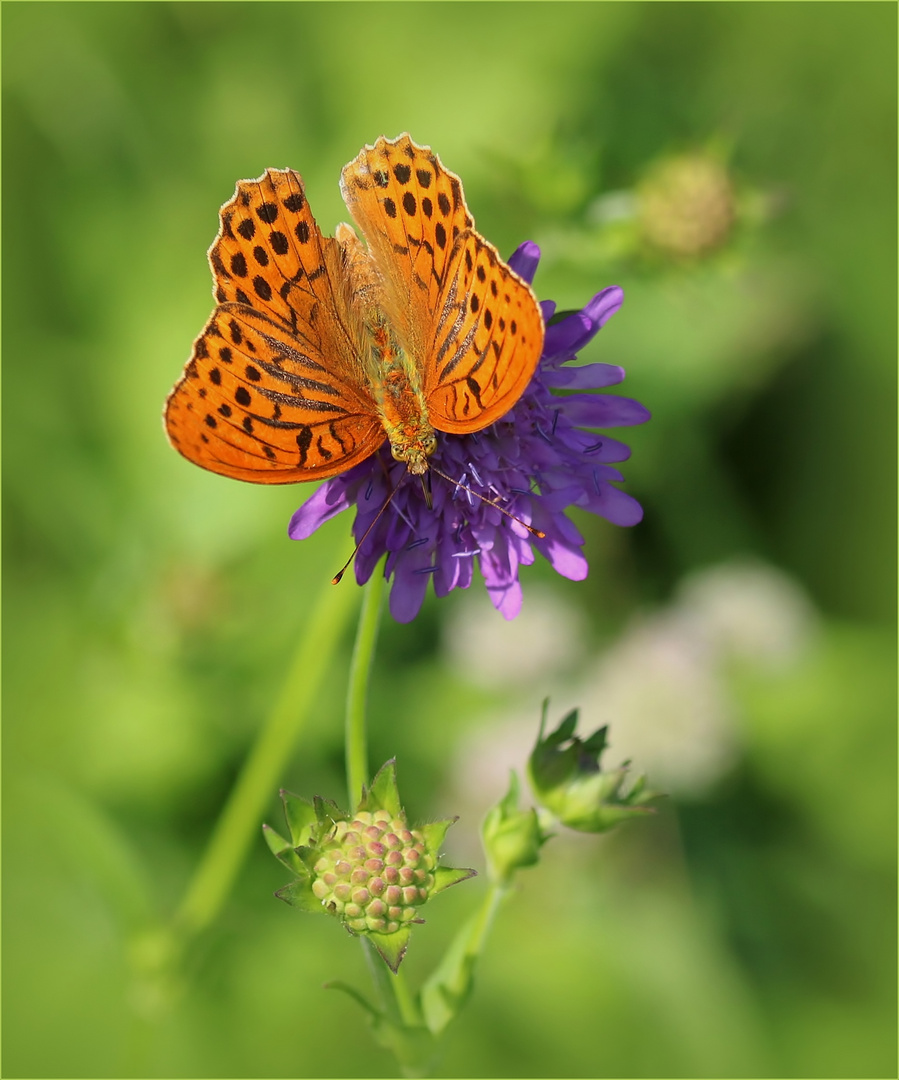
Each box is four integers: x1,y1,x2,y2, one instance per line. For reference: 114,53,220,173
289,243,650,623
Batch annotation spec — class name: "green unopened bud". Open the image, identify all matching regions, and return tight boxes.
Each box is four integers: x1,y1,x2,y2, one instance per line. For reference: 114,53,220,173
309,809,435,934
528,704,660,833
482,771,549,885
265,760,475,971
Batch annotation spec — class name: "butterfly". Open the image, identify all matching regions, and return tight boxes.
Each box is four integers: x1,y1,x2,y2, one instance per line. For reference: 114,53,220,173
164,134,545,485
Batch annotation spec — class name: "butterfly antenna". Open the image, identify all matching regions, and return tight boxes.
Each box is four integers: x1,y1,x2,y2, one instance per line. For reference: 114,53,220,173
331,481,403,584
429,464,546,539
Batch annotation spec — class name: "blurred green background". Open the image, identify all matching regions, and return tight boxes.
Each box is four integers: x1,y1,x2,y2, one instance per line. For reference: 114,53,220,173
3,3,896,1077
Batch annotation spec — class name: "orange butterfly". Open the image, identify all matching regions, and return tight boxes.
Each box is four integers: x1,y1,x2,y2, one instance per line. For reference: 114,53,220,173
165,135,545,484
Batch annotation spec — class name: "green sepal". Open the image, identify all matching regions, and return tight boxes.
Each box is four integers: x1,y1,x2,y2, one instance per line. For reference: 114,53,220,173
367,924,413,973
294,844,324,875
357,759,402,818
262,823,305,875
581,723,609,757
431,864,477,896
418,817,457,854
542,704,579,744
312,794,347,832
262,821,290,855
274,877,324,916
279,790,319,848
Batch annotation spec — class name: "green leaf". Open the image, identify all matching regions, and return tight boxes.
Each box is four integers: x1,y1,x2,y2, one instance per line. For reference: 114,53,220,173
367,924,412,972
420,909,481,1035
324,980,381,1018
359,759,402,818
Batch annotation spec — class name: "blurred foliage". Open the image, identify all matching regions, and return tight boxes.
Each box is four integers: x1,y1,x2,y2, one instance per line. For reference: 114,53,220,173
3,3,896,1078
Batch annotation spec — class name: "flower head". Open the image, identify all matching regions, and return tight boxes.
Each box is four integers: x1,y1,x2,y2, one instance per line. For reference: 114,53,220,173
289,244,650,622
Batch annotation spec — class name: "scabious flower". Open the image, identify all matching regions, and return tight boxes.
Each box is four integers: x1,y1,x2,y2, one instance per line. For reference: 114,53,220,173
289,243,650,623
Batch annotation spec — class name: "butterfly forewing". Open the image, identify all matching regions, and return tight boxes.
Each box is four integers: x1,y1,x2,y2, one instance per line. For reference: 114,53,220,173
339,135,475,361
210,170,331,331
340,135,544,434
166,168,385,483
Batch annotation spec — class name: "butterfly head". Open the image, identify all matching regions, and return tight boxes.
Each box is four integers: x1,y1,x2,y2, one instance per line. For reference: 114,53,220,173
388,427,437,476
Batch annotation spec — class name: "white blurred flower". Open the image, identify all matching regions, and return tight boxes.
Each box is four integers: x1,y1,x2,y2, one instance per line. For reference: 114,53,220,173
446,559,818,805
578,609,738,798
675,558,817,670
442,585,587,689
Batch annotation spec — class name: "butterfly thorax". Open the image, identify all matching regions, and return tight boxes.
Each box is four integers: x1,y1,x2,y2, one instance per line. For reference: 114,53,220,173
368,319,437,475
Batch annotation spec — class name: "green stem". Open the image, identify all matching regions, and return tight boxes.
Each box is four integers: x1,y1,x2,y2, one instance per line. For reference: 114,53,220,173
342,567,426,1049
391,968,421,1029
174,579,359,940
468,881,507,955
363,938,420,1031
345,567,385,806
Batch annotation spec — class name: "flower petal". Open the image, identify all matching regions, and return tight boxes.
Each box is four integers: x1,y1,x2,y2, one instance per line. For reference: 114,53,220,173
543,312,594,362
543,363,626,390
507,241,541,285
580,484,645,526
288,481,351,539
389,541,435,623
561,393,652,429
584,286,624,330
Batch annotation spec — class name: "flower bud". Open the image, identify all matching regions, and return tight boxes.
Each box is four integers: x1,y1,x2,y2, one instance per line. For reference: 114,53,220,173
266,760,476,971
309,807,435,934
527,704,660,833
481,771,548,885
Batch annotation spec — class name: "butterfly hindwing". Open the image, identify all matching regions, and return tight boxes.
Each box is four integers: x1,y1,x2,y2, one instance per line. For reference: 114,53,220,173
425,230,544,433
165,304,384,484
